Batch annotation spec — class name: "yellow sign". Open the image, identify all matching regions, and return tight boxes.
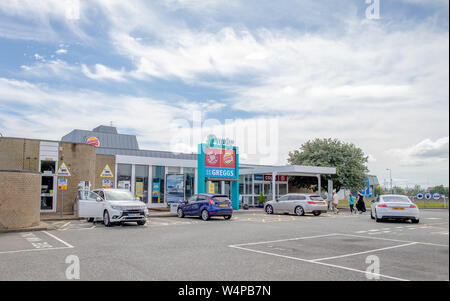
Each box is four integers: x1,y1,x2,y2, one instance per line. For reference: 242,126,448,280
136,182,144,197
56,162,71,177
100,164,114,178
209,182,215,194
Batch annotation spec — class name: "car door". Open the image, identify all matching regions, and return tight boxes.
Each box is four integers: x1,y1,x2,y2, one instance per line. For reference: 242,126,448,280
275,195,290,213
78,191,103,218
92,190,106,218
184,195,197,216
193,195,207,216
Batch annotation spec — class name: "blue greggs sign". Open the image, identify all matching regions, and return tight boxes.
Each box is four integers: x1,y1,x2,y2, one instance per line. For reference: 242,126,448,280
198,135,239,210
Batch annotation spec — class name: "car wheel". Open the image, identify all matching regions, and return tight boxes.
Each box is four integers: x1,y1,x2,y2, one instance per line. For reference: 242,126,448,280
201,210,210,221
411,218,419,224
224,215,232,220
137,220,146,226
87,218,94,223
294,206,305,216
265,205,273,215
103,210,112,227
177,208,185,218
313,211,321,216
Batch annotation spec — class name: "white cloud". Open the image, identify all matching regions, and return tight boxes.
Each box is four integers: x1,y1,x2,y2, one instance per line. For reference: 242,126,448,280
389,137,449,166
81,64,127,82
56,48,68,54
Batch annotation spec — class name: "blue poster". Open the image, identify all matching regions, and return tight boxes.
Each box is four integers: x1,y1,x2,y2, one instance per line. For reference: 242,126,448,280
166,174,185,204
152,182,160,197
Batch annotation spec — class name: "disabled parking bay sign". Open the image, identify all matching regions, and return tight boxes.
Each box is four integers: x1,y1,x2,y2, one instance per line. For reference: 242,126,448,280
58,178,68,190
56,162,71,177
100,164,114,178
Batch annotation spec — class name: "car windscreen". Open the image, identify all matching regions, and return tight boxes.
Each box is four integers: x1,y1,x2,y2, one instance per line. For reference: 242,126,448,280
309,195,324,201
104,190,135,201
382,196,411,203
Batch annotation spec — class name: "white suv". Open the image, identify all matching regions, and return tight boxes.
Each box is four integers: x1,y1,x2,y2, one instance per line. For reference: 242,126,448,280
78,189,148,227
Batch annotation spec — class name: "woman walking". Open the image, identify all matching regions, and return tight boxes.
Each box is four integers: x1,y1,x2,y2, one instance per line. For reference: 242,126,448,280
356,191,366,213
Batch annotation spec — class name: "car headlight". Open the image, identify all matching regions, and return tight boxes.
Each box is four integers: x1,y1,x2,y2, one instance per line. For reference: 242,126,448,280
111,205,124,211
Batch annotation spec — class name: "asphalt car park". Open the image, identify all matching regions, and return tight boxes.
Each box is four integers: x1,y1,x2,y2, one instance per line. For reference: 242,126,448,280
0,209,447,281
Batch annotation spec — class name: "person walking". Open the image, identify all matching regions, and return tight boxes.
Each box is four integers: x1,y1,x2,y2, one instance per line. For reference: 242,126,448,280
356,191,366,214
332,189,340,214
349,193,356,214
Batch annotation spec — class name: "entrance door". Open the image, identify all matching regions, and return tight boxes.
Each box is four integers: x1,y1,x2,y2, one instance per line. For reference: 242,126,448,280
224,181,232,199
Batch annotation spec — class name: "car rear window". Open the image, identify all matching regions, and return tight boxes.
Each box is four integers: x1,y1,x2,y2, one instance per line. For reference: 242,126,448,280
213,196,230,202
309,195,324,201
382,196,411,203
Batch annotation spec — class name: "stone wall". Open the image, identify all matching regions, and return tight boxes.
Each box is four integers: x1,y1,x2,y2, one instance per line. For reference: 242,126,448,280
0,170,41,229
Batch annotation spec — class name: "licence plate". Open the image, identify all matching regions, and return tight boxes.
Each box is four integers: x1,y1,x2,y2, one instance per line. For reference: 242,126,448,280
392,208,405,210
219,204,228,207
128,213,141,217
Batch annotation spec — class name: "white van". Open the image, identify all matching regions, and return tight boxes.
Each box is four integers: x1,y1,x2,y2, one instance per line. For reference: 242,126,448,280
78,188,148,227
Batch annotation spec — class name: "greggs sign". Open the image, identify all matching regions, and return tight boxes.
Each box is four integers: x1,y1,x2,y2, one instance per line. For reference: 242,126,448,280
204,147,236,179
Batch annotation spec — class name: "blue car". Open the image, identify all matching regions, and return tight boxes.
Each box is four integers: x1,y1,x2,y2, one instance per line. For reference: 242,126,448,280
177,194,233,221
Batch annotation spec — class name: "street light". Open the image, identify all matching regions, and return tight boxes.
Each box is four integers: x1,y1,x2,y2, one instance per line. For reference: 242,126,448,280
386,168,393,194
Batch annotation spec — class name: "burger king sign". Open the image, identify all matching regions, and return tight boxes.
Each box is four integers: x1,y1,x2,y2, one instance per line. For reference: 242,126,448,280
86,137,100,147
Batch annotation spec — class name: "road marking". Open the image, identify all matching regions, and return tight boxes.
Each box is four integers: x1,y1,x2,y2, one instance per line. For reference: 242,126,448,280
60,221,72,229
337,233,449,248
311,242,417,262
42,231,74,248
229,245,409,281
230,233,337,247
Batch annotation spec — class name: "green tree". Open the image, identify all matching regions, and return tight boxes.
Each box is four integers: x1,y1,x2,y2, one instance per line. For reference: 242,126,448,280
429,185,449,197
373,185,384,197
288,138,369,192
393,186,406,195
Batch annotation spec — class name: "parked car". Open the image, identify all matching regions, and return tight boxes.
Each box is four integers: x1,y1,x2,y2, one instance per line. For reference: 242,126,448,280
78,188,148,227
264,193,328,216
177,194,233,221
370,194,419,223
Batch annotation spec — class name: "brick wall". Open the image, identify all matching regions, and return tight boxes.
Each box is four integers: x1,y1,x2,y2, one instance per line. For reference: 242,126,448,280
0,170,41,229
0,138,40,171
94,154,116,189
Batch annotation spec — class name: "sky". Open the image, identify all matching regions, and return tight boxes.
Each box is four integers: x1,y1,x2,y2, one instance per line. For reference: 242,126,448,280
0,0,448,189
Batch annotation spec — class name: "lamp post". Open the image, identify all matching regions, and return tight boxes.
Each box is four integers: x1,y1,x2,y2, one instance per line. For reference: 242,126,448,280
386,168,393,194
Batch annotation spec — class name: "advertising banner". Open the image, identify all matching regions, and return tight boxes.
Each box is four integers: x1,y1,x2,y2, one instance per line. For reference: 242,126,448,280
204,147,236,179
264,175,288,182
166,174,185,204
152,182,160,197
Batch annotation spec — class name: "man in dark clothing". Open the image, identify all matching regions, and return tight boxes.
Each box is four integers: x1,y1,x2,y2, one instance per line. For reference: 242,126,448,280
356,191,366,213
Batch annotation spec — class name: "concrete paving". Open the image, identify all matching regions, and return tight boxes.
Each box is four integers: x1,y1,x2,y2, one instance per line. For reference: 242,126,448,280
0,209,447,281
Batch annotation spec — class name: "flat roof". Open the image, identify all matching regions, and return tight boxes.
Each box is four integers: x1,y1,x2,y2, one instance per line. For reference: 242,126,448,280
239,165,336,176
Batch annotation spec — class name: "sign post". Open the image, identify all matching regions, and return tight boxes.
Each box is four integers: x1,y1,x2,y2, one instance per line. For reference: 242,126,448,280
56,162,71,217
198,135,239,210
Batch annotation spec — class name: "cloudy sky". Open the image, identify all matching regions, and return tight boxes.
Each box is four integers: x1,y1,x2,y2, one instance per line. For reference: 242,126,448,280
0,0,448,188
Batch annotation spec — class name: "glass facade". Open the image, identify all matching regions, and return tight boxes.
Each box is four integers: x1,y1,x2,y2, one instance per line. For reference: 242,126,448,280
117,164,132,190
151,166,165,204
135,165,149,203
184,167,195,199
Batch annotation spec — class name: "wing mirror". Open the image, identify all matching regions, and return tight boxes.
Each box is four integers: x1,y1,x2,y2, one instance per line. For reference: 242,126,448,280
96,197,103,202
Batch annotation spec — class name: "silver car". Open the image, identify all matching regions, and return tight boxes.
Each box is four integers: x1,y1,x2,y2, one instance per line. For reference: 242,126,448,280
264,194,328,216
370,194,419,223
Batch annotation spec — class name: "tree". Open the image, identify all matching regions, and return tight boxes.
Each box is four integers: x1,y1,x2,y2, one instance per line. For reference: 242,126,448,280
429,185,449,197
288,138,369,192
393,186,406,195
373,185,384,197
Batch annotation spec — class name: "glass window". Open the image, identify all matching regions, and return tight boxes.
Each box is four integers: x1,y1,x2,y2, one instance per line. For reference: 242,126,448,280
381,196,411,203
104,190,135,201
117,164,132,191
254,183,262,195
167,166,181,174
135,165,149,203
184,168,195,199
40,161,56,175
151,166,165,204
245,175,253,195
187,195,197,203
279,195,289,202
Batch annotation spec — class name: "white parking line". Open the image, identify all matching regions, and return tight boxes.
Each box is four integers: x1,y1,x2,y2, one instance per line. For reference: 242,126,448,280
311,242,417,262
43,231,74,248
229,245,409,281
0,231,74,255
337,233,449,248
230,233,337,247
